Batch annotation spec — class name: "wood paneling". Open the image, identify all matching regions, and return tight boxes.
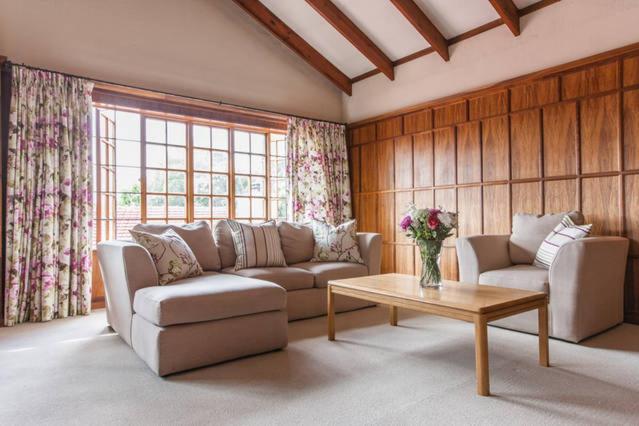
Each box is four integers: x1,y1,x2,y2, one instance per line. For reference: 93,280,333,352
580,93,620,173
394,136,413,189
413,131,433,187
351,123,376,145
350,147,360,193
482,116,509,181
359,193,378,232
395,191,413,243
434,128,456,186
381,244,395,273
510,109,541,179
350,50,639,323
378,139,395,190
457,122,481,184
376,116,403,140
543,102,578,176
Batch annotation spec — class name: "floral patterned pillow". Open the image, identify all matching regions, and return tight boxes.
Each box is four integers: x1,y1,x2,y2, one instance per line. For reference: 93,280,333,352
130,228,203,285
310,219,364,264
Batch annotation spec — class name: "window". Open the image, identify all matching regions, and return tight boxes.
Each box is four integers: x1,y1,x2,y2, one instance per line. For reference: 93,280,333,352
92,105,289,245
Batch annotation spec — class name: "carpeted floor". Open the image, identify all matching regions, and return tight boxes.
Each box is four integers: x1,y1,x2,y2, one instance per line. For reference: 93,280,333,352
1,306,639,425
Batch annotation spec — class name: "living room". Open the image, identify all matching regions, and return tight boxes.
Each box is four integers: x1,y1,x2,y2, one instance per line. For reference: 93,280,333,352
1,0,639,424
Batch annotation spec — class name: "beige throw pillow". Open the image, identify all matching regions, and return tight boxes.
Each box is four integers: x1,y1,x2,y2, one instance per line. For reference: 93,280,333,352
226,220,287,270
310,219,364,264
277,221,315,264
130,228,203,285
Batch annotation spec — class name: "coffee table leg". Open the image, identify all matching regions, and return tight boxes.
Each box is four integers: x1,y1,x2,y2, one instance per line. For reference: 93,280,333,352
474,315,489,396
538,301,549,367
389,305,398,326
328,285,335,341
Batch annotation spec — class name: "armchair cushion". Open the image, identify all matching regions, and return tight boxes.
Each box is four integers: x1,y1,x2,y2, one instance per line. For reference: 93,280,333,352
509,211,584,264
533,216,591,269
478,264,549,294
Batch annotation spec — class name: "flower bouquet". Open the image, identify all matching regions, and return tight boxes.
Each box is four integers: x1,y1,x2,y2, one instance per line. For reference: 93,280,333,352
400,203,458,288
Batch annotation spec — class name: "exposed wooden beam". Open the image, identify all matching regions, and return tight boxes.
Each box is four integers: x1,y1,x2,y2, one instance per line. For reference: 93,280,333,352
305,0,394,81
389,0,449,61
489,0,521,36
232,0,352,95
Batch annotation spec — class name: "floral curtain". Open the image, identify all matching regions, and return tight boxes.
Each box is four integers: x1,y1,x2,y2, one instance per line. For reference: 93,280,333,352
287,117,352,225
4,65,94,326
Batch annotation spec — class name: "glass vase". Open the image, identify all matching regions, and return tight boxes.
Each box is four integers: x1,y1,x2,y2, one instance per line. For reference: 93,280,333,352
417,239,443,288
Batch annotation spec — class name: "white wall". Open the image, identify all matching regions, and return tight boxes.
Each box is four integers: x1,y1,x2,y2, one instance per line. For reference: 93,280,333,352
344,0,639,122
0,0,344,122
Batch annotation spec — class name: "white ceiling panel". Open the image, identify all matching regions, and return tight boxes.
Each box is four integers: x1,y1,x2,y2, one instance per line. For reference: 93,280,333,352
513,0,541,9
332,0,429,61
413,0,501,39
260,0,374,77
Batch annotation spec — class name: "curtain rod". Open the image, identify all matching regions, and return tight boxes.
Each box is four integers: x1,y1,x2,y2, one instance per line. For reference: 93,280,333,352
3,60,347,126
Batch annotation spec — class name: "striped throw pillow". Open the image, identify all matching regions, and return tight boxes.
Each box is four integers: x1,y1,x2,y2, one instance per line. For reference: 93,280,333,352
533,215,592,269
226,220,287,270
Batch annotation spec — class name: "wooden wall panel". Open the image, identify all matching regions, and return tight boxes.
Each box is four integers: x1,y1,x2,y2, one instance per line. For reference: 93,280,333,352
413,132,433,188
350,147,360,193
510,109,541,179
434,128,456,186
349,50,639,323
482,116,509,181
580,93,620,173
456,122,481,184
394,136,413,189
441,247,459,281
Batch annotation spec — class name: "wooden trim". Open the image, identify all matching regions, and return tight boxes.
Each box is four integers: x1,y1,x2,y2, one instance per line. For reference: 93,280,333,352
232,0,352,95
305,0,394,80
489,0,521,36
389,0,449,61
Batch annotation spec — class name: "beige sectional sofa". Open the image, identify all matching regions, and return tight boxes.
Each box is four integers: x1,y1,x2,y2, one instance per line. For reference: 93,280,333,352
97,221,381,376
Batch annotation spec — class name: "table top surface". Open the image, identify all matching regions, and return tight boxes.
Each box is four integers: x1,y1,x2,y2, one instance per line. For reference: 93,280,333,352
328,273,546,314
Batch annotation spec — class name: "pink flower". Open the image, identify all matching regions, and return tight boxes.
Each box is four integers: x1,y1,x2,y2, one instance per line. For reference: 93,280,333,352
399,215,413,231
427,213,440,230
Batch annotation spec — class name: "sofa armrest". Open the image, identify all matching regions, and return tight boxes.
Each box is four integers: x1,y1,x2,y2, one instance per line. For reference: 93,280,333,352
456,235,512,283
97,240,158,345
357,233,382,275
549,236,629,342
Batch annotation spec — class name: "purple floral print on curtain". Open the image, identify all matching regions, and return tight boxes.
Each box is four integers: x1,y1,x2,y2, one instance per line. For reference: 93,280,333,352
287,117,352,225
4,66,94,326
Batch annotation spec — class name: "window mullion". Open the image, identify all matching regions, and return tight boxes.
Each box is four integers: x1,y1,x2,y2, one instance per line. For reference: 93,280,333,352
140,114,147,223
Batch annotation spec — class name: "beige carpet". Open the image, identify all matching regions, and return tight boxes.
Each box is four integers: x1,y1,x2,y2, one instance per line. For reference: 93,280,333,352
1,306,639,425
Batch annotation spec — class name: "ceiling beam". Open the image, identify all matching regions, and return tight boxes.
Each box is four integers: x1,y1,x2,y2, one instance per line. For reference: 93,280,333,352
232,0,352,95
489,0,521,36
389,0,449,61
305,0,394,81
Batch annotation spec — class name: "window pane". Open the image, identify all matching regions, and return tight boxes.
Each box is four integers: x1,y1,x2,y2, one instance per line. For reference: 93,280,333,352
168,171,186,193
234,153,250,174
193,125,210,148
212,151,228,173
234,175,250,196
277,139,286,155
212,174,228,195
277,199,287,219
146,118,166,143
116,167,141,193
251,155,265,175
251,133,266,154
146,169,166,193
194,196,210,218
116,111,140,141
235,198,250,218
252,198,265,218
116,141,140,167
147,195,166,218
168,195,186,218
251,176,265,196
167,121,186,146
193,149,211,171
212,197,229,218
146,144,166,168
194,173,210,195
212,128,229,150
167,146,186,169
276,158,286,177
234,131,250,152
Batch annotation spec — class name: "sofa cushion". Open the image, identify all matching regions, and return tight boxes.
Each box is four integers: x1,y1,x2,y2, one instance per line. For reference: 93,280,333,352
278,221,314,264
213,220,236,269
294,261,369,288
132,221,221,271
222,266,314,291
226,220,287,270
509,211,584,264
133,272,286,327
310,219,364,264
478,264,549,294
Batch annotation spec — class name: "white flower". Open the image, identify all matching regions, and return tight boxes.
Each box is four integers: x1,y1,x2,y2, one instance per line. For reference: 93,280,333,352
438,211,452,227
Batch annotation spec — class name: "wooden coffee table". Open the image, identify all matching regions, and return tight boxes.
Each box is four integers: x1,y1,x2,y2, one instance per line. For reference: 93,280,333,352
327,273,549,396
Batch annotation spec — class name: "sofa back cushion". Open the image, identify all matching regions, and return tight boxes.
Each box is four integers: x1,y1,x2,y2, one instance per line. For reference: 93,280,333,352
132,221,221,271
277,221,314,264
310,219,364,264
533,215,592,269
226,220,287,270
509,211,584,264
213,220,237,269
